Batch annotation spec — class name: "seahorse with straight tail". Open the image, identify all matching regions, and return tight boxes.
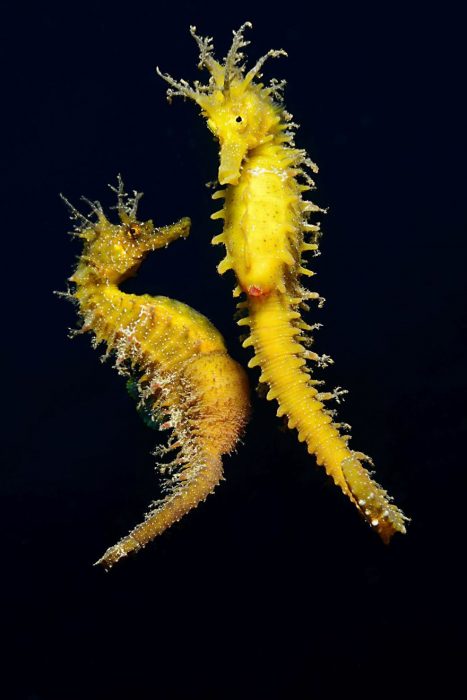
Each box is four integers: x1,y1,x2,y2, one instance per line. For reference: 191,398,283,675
158,23,408,542
62,179,250,568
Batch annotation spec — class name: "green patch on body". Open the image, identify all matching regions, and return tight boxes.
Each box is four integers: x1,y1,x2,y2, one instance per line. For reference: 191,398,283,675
126,377,163,431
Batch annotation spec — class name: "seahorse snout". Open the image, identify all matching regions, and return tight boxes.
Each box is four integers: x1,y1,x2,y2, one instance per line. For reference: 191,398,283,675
218,140,245,185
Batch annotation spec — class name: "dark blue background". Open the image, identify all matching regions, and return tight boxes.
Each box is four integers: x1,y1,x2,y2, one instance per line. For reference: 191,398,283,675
2,1,465,698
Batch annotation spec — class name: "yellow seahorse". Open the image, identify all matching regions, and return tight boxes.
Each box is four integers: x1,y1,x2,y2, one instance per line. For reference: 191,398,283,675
158,23,408,542
62,178,250,568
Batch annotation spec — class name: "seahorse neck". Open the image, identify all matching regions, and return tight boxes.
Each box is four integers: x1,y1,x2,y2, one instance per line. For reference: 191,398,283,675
247,136,290,169
73,268,129,320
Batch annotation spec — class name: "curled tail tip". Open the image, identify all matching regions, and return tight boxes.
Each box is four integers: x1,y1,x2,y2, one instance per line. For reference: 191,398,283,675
93,556,113,571
341,454,409,544
93,552,116,571
94,537,142,570
94,552,125,571
375,510,409,544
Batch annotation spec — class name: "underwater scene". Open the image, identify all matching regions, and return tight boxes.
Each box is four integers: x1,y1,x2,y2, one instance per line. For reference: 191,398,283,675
2,1,465,698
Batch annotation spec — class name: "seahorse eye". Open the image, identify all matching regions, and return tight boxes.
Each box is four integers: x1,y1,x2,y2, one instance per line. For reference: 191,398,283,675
128,224,141,238
235,116,243,123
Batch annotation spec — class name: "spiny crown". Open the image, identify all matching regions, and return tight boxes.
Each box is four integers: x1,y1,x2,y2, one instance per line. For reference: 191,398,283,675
63,177,190,284
157,23,289,184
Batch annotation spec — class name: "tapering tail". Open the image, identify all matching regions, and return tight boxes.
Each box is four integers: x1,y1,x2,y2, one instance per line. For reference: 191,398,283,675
95,351,250,569
95,452,223,569
243,290,408,542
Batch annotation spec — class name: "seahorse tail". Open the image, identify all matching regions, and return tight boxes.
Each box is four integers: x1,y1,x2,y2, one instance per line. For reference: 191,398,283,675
242,292,346,488
340,454,408,543
243,291,408,541
94,451,224,569
95,351,250,569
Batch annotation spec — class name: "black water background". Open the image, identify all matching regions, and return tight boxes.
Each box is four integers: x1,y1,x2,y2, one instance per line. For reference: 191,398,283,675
2,1,466,698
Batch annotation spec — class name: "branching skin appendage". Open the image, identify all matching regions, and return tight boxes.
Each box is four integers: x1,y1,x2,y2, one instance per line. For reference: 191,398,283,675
158,24,409,542
62,180,250,568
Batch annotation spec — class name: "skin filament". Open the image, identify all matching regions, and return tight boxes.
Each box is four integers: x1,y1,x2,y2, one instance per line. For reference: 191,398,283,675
62,179,250,568
158,23,409,542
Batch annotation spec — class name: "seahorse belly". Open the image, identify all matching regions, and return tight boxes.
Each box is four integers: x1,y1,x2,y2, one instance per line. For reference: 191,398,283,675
215,143,302,296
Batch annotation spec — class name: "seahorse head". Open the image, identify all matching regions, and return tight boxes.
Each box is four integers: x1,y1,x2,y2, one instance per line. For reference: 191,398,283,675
157,23,286,185
64,179,190,284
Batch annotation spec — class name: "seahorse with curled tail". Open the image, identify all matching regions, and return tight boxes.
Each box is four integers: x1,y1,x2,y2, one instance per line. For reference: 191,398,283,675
158,23,409,542
62,178,250,568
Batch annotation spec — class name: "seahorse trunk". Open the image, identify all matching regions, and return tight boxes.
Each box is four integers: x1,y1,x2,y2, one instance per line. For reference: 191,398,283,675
245,291,407,543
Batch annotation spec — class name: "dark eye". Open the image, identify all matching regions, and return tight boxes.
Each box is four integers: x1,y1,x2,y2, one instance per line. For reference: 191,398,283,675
128,225,140,238
235,116,243,123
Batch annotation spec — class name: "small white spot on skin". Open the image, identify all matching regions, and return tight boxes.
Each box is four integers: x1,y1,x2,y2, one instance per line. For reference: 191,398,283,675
247,166,290,181
358,499,366,506
371,519,379,527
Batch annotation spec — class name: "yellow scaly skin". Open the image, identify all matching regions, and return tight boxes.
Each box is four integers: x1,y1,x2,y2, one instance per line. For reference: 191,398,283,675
158,23,409,542
62,179,250,568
